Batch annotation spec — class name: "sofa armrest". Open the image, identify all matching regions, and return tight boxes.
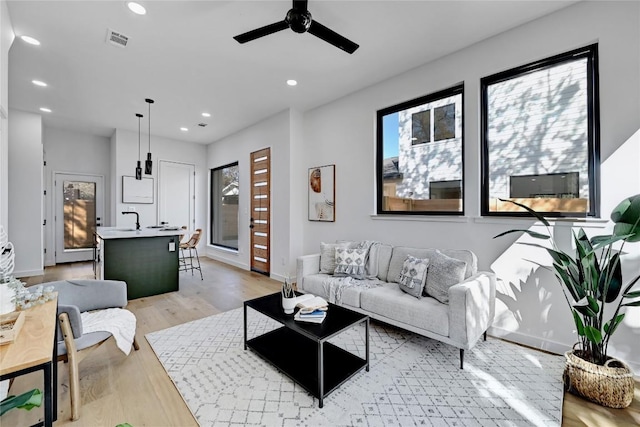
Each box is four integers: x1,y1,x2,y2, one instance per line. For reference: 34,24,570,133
296,254,321,292
57,304,83,339
448,271,496,349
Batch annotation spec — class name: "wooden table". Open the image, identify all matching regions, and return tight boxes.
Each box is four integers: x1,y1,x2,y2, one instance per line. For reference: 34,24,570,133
0,297,58,427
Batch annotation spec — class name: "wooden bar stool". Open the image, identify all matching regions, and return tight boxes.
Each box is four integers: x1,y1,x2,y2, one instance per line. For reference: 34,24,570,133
179,228,203,280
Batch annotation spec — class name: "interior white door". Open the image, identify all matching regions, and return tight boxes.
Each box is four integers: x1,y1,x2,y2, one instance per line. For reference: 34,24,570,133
55,173,104,263
158,161,195,231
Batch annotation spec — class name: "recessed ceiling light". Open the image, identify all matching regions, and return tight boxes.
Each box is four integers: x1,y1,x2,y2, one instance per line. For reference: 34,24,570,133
32,80,47,87
286,79,297,86
201,112,211,118
21,35,41,46
180,127,188,132
127,1,146,15
39,107,52,113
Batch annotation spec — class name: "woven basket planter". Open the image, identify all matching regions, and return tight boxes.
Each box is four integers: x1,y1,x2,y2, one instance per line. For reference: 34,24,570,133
563,349,635,408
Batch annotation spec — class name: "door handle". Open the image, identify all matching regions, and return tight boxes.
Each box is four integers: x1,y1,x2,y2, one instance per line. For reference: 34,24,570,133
249,224,254,229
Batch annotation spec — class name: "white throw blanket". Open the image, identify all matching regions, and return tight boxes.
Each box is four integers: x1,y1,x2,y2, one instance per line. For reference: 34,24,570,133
321,276,382,305
81,308,137,355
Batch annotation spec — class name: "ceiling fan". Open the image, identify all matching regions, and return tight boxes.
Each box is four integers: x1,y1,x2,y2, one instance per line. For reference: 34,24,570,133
233,0,359,54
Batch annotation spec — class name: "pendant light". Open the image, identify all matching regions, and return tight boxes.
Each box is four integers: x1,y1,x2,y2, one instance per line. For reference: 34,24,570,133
145,98,154,175
135,113,143,180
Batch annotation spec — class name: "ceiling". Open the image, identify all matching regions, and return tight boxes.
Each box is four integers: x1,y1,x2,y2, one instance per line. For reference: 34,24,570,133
7,0,576,145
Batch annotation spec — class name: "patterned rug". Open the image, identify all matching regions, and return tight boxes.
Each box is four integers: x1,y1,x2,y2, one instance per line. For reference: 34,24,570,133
146,308,565,426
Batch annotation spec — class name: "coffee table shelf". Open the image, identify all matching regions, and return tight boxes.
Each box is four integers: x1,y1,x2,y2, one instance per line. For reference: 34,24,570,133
244,292,369,408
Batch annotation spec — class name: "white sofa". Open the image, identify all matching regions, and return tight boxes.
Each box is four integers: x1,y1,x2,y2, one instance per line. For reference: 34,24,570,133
296,243,496,369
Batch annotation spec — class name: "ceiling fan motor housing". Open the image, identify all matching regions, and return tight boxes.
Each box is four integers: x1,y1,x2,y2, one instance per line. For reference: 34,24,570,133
286,9,312,33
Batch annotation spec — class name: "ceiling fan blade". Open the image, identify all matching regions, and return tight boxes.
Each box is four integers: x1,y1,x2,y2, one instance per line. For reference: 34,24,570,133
233,20,289,44
292,0,308,12
308,20,359,54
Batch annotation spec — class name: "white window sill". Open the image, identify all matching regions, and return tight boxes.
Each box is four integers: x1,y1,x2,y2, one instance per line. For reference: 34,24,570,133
370,214,469,223
208,245,239,255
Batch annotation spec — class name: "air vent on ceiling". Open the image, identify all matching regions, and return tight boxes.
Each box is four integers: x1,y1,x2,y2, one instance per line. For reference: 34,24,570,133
198,123,207,127
106,28,129,48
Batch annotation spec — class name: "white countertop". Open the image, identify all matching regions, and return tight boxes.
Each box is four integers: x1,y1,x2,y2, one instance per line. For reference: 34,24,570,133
96,226,183,240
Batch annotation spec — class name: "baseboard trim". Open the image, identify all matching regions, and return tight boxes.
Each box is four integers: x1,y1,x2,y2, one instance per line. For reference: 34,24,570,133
489,326,640,376
13,269,44,278
204,252,248,271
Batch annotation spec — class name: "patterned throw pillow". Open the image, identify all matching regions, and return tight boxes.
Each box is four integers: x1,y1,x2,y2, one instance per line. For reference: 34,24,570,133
424,250,467,304
397,255,429,299
319,242,349,274
334,248,368,278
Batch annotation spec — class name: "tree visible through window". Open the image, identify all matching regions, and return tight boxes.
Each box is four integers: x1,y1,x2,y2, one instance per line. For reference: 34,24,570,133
481,44,599,217
377,84,464,215
210,162,239,249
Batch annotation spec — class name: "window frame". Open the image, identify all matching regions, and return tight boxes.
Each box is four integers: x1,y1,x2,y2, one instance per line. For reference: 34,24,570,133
480,44,600,218
209,161,239,250
376,83,465,216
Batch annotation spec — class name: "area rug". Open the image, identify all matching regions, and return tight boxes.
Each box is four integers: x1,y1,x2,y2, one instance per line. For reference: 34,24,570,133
146,308,565,426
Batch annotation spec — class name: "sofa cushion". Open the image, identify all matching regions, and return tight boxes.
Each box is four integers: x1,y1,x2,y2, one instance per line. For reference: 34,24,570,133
376,244,393,282
300,274,364,308
439,249,477,278
334,248,368,278
361,283,449,337
388,247,477,283
397,255,429,299
319,242,349,274
424,250,467,304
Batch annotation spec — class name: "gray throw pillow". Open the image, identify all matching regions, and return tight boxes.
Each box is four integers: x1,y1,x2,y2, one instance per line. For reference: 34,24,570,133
424,250,467,304
319,242,348,274
397,255,429,299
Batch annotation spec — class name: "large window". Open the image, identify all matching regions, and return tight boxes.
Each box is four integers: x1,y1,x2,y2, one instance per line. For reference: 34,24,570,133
377,84,464,215
210,162,239,249
481,44,599,217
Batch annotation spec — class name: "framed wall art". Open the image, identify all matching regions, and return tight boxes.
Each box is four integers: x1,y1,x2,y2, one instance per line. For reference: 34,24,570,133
122,175,154,204
308,164,335,222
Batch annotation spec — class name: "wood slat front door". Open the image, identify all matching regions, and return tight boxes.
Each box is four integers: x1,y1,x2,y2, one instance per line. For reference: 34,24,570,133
250,148,270,275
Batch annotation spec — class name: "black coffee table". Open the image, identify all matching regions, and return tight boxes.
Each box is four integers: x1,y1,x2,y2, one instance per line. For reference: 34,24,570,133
243,292,369,408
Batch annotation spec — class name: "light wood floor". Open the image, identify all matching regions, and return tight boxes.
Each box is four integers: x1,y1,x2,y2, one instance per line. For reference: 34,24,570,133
4,258,639,426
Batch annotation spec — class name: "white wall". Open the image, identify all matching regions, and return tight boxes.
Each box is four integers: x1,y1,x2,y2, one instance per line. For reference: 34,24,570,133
206,110,301,282
111,129,208,242
42,126,111,266
8,109,43,276
298,1,640,371
0,0,13,231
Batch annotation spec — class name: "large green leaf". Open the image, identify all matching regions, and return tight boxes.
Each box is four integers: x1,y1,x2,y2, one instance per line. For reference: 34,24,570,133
584,326,603,344
572,309,585,336
604,313,625,336
553,263,580,300
623,290,640,299
623,300,640,307
0,389,42,416
573,297,598,317
611,194,640,242
575,229,592,258
598,253,622,303
613,222,640,243
590,234,631,250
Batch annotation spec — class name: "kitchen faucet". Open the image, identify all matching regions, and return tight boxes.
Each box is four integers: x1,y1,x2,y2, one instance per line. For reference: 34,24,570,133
122,211,141,230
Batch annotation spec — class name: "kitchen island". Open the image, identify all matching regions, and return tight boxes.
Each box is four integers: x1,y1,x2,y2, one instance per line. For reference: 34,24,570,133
95,226,181,300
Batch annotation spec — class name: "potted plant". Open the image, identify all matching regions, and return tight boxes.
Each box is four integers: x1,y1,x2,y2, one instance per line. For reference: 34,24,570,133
494,194,640,408
281,279,297,314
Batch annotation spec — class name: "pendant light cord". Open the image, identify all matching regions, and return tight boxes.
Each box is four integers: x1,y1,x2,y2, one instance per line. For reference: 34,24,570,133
137,113,143,161
148,101,151,152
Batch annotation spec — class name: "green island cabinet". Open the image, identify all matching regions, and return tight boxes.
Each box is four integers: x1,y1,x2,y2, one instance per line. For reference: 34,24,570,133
96,227,180,300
